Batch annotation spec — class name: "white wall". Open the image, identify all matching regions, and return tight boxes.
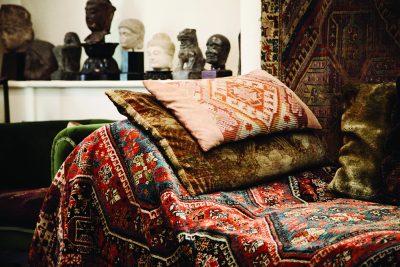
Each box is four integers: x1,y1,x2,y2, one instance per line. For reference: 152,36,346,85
240,0,261,74
0,0,242,74
0,0,262,122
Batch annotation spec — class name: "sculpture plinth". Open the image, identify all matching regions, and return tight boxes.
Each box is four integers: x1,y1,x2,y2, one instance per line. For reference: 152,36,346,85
145,70,172,80
80,43,119,80
1,52,25,80
201,69,232,79
172,70,202,80
120,51,144,80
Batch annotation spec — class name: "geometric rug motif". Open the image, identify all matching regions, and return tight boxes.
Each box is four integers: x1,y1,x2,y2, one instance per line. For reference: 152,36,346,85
261,0,400,160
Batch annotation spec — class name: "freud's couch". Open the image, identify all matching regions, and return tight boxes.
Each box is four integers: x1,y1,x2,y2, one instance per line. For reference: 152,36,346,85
27,71,400,266
0,119,112,265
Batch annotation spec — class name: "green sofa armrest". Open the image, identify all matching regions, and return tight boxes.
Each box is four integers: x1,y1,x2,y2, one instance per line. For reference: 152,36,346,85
51,122,111,178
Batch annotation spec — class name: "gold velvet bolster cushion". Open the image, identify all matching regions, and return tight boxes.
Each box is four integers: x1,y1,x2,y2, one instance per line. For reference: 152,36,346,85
328,82,397,200
106,90,329,196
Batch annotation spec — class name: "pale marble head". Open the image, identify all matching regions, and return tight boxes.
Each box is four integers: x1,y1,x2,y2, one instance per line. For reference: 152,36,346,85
118,18,145,51
146,32,175,71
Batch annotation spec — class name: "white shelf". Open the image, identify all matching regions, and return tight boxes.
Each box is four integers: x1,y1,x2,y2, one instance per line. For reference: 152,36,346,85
8,80,145,89
4,80,149,123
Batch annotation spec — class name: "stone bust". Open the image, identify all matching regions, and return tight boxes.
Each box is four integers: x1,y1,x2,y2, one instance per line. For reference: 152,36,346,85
146,33,175,71
205,34,231,70
0,4,57,80
52,32,81,79
118,19,145,51
84,0,116,44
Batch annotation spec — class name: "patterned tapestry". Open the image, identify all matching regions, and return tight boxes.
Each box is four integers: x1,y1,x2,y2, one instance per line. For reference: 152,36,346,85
29,120,400,266
261,0,400,159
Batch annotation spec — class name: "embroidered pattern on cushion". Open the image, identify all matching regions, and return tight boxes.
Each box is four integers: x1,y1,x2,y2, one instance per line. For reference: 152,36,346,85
144,69,321,151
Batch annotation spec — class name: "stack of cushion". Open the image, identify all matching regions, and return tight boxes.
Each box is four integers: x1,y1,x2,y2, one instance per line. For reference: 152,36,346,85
107,70,329,195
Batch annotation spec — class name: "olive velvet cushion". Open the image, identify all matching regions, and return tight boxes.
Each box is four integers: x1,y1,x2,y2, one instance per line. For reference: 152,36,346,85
328,82,398,200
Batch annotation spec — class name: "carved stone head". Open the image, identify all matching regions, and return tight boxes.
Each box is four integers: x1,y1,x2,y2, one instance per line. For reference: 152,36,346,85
0,4,34,52
146,32,175,71
118,18,145,51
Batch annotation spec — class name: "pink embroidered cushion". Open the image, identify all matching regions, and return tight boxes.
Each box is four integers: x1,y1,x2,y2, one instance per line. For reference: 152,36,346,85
143,69,322,151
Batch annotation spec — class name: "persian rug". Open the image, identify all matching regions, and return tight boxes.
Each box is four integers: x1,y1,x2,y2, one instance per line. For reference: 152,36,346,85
261,0,400,159
29,120,400,266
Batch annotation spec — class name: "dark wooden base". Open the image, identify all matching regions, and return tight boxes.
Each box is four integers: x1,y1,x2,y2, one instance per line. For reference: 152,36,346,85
172,70,202,80
80,73,119,80
1,52,26,80
145,71,172,80
120,72,145,80
201,69,233,79
51,71,80,80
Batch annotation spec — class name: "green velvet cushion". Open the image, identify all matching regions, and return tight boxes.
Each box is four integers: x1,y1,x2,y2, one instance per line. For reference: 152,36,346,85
51,123,111,178
328,82,398,200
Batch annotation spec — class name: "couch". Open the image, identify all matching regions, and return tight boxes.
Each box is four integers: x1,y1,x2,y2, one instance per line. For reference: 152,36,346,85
27,73,400,266
0,119,112,266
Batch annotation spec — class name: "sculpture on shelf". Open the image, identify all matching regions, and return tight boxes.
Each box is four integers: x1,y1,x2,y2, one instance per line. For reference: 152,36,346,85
145,32,175,80
173,28,205,79
80,0,119,80
118,18,145,80
118,18,145,51
202,34,232,78
84,0,116,45
0,4,57,80
51,32,82,80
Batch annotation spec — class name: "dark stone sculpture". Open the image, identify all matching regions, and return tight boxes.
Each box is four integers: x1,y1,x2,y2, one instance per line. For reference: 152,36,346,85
0,4,57,80
173,29,205,79
202,34,232,79
84,0,115,45
80,0,119,80
51,32,82,80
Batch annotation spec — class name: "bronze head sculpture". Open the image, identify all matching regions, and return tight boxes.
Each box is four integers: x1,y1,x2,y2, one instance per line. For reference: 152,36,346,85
84,0,116,44
205,34,231,70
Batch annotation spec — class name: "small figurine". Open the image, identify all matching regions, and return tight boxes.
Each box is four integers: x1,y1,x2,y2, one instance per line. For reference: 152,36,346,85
0,4,57,80
118,18,145,80
202,34,232,78
145,33,175,80
51,32,82,80
80,0,119,80
173,28,205,79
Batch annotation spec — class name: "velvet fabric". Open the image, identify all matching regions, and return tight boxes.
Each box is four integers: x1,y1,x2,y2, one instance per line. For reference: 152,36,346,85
382,78,400,204
0,119,115,190
106,90,328,195
51,122,113,178
328,82,398,200
0,188,48,229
